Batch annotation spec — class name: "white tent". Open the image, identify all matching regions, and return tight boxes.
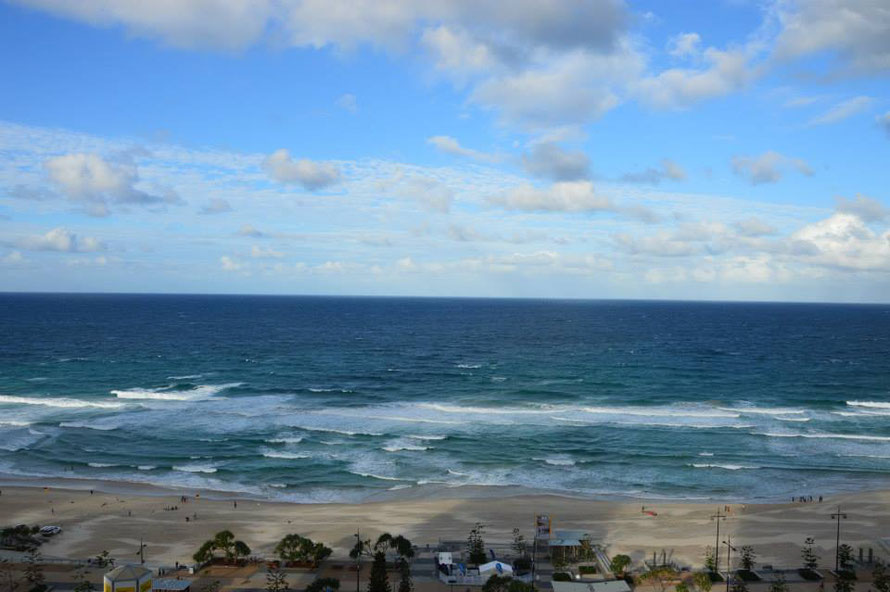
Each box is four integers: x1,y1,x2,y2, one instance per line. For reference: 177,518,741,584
478,561,513,577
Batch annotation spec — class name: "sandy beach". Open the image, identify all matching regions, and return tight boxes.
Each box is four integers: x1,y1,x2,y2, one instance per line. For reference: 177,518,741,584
2,480,889,570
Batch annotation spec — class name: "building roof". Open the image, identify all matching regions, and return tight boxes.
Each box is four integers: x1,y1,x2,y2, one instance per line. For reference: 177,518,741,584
479,561,513,575
105,565,152,582
551,581,631,592
152,579,191,591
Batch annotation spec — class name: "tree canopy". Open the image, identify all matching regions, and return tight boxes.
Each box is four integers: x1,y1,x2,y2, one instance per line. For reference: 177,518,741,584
275,534,332,566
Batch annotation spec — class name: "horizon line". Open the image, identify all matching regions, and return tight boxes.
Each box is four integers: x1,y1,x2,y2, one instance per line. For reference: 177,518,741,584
0,290,887,307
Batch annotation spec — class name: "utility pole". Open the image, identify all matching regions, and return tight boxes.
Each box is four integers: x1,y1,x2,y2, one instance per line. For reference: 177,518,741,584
722,537,737,592
710,508,726,575
355,530,362,592
139,538,146,564
830,506,848,573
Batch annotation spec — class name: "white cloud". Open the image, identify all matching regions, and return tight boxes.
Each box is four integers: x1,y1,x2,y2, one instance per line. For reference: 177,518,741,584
199,198,233,215
620,159,687,184
471,50,627,129
731,151,813,184
774,0,890,74
44,152,178,217
421,26,497,76
427,136,499,163
808,96,873,126
220,255,247,272
835,194,889,222
635,46,756,110
492,180,612,213
336,93,358,114
521,143,590,181
250,245,284,259
668,32,701,58
262,149,341,190
10,0,273,50
791,212,890,271
15,227,105,253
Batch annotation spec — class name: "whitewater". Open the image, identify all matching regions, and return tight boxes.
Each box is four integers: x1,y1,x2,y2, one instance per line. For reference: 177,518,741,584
1,294,889,503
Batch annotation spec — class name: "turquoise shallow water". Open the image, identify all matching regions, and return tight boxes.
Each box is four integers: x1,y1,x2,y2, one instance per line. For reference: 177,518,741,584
1,294,889,502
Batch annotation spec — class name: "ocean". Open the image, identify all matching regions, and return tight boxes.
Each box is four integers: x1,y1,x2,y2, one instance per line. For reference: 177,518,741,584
1,293,889,503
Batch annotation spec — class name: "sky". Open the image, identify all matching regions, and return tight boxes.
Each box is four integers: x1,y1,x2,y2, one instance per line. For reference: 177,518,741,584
0,0,888,302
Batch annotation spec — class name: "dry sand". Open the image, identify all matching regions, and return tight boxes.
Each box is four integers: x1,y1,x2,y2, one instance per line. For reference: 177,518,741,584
2,482,889,570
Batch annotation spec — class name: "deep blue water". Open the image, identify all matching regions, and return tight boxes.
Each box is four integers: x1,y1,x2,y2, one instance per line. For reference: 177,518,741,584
1,293,889,502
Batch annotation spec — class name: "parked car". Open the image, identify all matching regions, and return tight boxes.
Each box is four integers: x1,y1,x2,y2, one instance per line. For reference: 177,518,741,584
40,525,62,536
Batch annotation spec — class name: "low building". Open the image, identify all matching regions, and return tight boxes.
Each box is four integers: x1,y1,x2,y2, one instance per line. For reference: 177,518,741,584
104,565,152,592
152,579,192,592
552,581,631,592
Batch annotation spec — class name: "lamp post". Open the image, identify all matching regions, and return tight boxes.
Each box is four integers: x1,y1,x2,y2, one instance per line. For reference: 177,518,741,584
830,506,848,573
710,508,726,575
355,530,361,592
722,537,737,592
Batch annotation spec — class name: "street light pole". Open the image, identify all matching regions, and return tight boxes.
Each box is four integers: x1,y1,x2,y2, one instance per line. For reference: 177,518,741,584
710,509,726,575
355,530,361,592
830,506,848,573
722,537,737,592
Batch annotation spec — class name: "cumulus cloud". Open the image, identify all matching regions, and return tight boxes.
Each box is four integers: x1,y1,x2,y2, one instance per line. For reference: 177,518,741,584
262,149,341,190
774,0,890,74
14,227,105,253
427,136,499,163
44,152,179,216
336,93,358,114
620,159,687,184
835,194,889,222
791,212,890,271
731,151,813,184
635,46,756,110
199,198,233,215
492,180,612,212
521,143,590,181
808,96,873,126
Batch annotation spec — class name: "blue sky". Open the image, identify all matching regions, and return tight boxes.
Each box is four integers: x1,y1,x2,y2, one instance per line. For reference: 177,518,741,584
0,0,888,301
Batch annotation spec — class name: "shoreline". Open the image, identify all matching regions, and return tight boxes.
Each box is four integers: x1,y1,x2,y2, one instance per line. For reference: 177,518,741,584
4,472,889,507
3,483,890,571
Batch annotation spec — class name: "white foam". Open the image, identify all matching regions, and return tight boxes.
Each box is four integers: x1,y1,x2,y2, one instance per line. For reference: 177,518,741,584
266,436,304,444
532,456,576,466
173,464,218,473
88,462,117,468
59,421,118,431
0,394,124,409
758,431,890,442
698,452,714,456
137,465,157,471
294,426,384,437
406,434,447,440
456,363,482,369
112,383,241,401
350,471,409,482
721,407,807,415
584,406,739,419
168,374,203,380
776,416,811,422
691,463,760,470
847,401,890,409
0,420,32,427
263,452,307,462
